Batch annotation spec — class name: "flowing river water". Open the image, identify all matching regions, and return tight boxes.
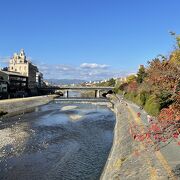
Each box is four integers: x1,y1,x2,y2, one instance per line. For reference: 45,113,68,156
0,100,115,180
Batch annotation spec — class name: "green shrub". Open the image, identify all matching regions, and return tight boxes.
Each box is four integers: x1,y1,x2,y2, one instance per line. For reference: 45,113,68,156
114,88,119,94
114,89,123,95
140,91,149,105
158,91,173,109
144,95,160,116
124,92,137,102
135,94,144,106
134,91,149,106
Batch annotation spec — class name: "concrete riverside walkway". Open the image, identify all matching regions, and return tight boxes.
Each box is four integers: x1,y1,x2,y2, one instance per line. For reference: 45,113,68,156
125,97,180,179
0,95,58,116
101,95,178,180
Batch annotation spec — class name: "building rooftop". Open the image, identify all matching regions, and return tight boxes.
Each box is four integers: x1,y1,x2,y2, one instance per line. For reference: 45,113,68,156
0,70,28,77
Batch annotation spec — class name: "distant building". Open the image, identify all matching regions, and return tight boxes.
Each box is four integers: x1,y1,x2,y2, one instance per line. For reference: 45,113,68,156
44,80,50,86
36,72,43,88
9,49,43,89
115,77,127,86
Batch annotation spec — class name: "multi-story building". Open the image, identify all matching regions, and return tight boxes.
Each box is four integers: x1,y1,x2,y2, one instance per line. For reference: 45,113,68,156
9,49,43,89
0,70,28,97
0,77,8,99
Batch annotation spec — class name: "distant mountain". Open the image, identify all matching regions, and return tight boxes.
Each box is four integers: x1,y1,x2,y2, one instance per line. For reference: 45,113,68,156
45,79,87,85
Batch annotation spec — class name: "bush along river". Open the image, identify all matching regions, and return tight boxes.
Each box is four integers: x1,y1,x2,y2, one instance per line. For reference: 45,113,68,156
0,101,115,180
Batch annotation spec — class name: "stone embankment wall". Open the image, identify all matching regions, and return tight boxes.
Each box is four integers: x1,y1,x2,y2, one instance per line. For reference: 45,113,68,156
0,95,58,116
101,95,176,180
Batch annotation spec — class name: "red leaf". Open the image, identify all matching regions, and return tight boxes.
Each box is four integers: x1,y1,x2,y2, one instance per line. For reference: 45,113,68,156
173,133,179,139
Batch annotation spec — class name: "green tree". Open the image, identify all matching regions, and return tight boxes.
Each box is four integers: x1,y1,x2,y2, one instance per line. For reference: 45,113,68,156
169,49,180,65
170,31,180,48
126,74,136,83
108,78,116,86
136,65,147,83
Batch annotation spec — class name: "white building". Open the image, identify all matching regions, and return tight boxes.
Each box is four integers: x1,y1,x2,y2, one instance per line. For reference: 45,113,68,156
9,49,43,89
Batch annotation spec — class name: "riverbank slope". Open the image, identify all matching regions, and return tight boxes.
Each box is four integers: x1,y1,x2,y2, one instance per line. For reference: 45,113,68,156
101,95,177,180
0,95,58,116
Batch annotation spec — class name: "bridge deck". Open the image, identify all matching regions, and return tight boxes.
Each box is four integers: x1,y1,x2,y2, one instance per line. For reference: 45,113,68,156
58,87,114,90
54,97,109,102
41,86,114,90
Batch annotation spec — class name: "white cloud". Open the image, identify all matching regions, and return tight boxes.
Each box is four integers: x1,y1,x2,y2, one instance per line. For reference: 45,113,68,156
0,56,10,64
37,62,134,80
55,65,73,71
80,63,109,69
0,56,134,80
0,56,10,68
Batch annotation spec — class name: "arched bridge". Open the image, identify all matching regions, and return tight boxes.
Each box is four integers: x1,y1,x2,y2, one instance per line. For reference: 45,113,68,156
59,87,114,98
40,86,114,98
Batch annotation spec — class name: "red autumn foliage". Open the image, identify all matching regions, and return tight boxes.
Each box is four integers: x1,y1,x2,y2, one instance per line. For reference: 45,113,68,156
118,38,180,150
137,112,141,118
128,58,180,150
158,107,176,122
147,59,180,94
127,81,138,92
129,119,180,151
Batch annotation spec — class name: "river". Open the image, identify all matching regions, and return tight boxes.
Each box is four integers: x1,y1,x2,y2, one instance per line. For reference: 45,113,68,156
0,100,115,180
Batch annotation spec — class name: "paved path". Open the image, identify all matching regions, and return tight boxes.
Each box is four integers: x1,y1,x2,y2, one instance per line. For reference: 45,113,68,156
118,95,180,179
101,95,179,180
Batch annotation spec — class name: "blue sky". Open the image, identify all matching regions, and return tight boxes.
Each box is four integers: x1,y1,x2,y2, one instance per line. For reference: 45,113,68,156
0,0,180,80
